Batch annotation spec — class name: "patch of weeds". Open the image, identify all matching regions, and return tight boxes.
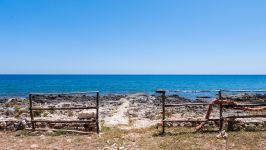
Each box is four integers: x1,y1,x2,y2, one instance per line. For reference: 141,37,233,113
101,126,111,132
15,130,30,137
68,111,74,117
22,99,29,103
47,130,68,136
154,114,162,120
33,109,45,117
128,118,134,126
14,105,21,112
43,111,49,117
152,131,165,137
100,121,112,132
48,109,55,114
15,109,28,117
14,106,29,117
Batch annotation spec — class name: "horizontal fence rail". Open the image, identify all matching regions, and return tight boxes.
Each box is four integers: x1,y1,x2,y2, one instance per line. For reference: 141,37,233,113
29,91,99,95
29,91,100,134
156,89,266,134
158,90,266,93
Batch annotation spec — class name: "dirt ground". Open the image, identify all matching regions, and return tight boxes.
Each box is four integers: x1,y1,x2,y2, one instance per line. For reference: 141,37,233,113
0,126,266,150
0,131,97,150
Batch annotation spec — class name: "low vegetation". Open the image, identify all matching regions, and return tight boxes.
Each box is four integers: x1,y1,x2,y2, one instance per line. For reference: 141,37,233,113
1,126,265,150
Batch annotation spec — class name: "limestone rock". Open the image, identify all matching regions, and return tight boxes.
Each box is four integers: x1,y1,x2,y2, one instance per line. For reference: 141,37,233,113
78,112,95,120
0,121,7,130
0,98,8,103
54,123,64,129
60,103,71,108
30,144,39,149
216,130,228,139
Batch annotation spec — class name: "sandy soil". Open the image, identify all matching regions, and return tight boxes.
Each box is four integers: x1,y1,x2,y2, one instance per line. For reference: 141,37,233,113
0,132,97,150
1,127,266,150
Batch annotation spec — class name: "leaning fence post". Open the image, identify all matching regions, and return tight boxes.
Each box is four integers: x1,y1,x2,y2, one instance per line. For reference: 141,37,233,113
218,90,223,131
29,94,35,130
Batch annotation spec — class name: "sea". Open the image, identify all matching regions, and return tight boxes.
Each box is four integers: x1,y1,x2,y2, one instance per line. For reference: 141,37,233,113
1,75,266,98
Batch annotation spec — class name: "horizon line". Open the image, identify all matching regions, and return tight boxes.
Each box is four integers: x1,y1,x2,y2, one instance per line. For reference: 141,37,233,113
1,74,266,76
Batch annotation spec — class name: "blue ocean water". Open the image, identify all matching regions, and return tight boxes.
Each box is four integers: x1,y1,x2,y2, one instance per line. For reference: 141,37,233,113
0,75,266,97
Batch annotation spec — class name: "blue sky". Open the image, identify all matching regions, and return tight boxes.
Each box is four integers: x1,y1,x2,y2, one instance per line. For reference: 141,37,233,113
0,0,266,74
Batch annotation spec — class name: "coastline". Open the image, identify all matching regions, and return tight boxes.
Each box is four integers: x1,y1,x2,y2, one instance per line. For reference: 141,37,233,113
1,93,265,131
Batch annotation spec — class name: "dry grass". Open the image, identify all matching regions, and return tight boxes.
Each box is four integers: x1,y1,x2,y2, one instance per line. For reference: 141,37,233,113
0,126,265,150
0,131,97,150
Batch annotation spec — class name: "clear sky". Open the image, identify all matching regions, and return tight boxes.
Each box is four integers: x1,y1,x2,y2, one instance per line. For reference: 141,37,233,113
0,0,266,74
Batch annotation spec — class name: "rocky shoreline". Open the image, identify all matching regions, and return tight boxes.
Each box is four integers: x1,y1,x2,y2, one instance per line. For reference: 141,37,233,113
0,93,266,132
